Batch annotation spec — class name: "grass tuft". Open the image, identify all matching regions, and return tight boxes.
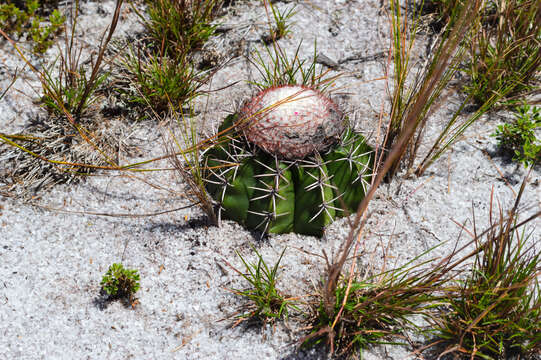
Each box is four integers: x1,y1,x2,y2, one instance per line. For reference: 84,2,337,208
38,0,120,120
463,0,540,106
250,40,336,92
226,246,297,325
41,57,108,117
303,245,457,356
262,0,296,44
121,45,204,113
424,0,540,106
430,183,541,359
139,0,221,57
123,0,222,114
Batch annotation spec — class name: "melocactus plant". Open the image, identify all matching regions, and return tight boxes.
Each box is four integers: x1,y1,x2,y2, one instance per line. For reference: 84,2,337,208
203,85,373,236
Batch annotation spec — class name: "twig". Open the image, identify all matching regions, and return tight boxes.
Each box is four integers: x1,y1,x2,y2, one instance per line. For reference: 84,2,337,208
30,202,199,218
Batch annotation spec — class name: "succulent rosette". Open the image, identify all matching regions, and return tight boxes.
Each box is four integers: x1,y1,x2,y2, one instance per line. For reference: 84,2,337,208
203,85,373,236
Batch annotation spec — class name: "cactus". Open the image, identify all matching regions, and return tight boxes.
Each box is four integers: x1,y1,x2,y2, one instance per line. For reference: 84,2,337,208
203,85,373,236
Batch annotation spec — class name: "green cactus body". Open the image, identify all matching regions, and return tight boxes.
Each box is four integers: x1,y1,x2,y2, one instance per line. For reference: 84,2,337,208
203,86,373,236
292,159,335,235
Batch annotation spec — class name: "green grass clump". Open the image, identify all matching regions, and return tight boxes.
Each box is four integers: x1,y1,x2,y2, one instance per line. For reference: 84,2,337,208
464,0,540,106
0,0,65,53
426,0,540,106
141,0,220,57
304,246,454,356
228,247,296,325
250,40,335,92
431,188,540,359
41,59,108,116
122,47,202,113
124,0,221,112
308,280,415,354
101,263,141,303
492,104,540,167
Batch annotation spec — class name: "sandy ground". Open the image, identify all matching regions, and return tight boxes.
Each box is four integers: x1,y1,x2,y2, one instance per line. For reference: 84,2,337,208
0,0,539,359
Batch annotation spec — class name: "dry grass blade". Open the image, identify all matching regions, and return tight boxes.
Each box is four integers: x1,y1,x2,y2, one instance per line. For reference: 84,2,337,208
384,0,481,179
0,69,17,101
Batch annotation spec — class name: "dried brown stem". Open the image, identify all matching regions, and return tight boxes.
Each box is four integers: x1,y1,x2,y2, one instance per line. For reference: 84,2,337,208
73,0,123,120
323,0,482,320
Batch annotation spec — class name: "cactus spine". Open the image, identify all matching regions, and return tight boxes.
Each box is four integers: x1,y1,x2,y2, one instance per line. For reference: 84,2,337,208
203,85,373,236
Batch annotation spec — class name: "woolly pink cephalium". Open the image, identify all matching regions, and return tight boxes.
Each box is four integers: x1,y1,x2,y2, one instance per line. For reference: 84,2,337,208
240,85,345,158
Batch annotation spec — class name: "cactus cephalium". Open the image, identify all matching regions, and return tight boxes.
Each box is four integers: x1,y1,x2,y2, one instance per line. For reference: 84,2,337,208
203,85,373,236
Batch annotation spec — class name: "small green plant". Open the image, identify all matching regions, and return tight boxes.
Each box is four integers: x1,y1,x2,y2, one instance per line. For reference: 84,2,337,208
30,7,64,53
262,0,296,44
431,186,541,359
228,246,296,324
0,0,65,53
492,104,540,167
101,263,141,303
